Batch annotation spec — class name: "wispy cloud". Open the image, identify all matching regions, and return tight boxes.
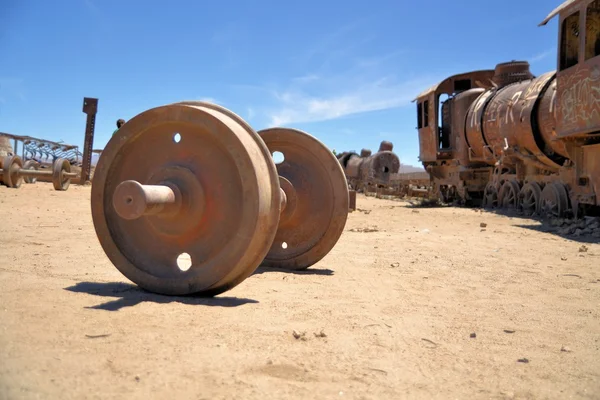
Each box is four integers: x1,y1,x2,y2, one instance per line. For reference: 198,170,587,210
197,97,223,105
530,48,555,63
229,25,433,126
265,75,432,126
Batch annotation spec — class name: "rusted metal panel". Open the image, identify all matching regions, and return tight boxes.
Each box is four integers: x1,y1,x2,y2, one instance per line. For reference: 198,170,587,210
81,97,98,185
477,72,565,170
451,88,485,166
412,70,496,101
582,143,600,205
417,94,438,162
414,70,496,164
465,90,496,162
539,0,583,26
555,59,600,138
536,78,569,160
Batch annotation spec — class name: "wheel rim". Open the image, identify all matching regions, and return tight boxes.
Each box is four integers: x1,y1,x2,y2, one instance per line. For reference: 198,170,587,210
499,180,520,209
258,127,349,270
483,183,499,208
91,102,281,295
540,183,569,218
519,182,542,215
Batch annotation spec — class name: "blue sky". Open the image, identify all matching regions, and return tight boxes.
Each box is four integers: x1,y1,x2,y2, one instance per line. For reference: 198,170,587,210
1,0,561,167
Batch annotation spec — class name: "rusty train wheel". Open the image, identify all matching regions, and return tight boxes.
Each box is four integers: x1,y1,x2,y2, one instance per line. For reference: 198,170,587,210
23,160,39,184
482,183,499,209
52,158,71,191
540,182,570,219
91,102,281,296
519,182,542,216
499,180,520,209
257,127,349,271
1,156,23,188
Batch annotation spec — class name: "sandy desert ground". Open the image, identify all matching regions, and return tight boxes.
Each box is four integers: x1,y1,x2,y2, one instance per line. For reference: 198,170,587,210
1,183,599,400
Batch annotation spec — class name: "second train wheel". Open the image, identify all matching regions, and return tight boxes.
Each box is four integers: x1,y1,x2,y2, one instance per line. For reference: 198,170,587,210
540,182,570,219
91,101,281,296
257,127,349,271
1,156,23,188
498,180,520,209
23,160,39,184
52,158,71,191
482,182,499,208
519,182,542,215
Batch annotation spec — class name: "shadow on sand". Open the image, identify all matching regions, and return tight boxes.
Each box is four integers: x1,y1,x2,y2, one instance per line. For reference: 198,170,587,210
478,207,600,244
252,266,334,276
64,281,259,311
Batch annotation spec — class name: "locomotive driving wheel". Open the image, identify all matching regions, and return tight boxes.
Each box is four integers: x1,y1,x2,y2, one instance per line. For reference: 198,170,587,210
498,180,520,209
540,182,570,219
482,182,499,208
519,182,542,216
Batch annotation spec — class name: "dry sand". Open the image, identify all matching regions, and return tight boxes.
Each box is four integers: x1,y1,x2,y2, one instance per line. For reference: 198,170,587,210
1,183,599,399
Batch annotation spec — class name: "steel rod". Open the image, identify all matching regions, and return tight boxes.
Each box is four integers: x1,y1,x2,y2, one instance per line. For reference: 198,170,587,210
112,180,180,220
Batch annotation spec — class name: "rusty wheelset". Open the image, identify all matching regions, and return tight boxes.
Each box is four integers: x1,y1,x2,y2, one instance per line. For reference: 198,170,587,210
91,101,349,296
0,156,75,190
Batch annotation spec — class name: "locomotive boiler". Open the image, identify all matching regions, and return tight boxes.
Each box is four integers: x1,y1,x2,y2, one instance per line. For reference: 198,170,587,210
413,0,600,218
337,140,401,192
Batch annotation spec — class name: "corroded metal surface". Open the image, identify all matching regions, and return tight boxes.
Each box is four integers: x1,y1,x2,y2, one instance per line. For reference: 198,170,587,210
258,127,349,270
52,158,72,191
492,61,535,88
91,101,281,296
22,160,39,184
1,156,23,188
411,0,600,218
80,97,98,185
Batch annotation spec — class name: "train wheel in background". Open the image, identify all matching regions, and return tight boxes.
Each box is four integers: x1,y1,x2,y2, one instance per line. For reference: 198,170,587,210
540,182,570,219
482,182,499,209
519,182,542,216
498,180,521,210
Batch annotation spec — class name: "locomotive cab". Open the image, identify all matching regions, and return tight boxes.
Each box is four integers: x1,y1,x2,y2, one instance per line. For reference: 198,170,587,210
413,71,496,165
540,0,600,138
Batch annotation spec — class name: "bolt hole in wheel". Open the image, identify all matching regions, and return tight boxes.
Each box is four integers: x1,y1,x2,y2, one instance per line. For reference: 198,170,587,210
126,196,133,204
176,252,192,271
281,242,288,249
272,151,285,164
173,133,181,143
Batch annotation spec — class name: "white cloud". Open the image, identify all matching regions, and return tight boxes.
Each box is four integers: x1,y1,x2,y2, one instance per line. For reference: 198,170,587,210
530,48,555,63
246,107,256,120
197,97,222,105
264,74,435,126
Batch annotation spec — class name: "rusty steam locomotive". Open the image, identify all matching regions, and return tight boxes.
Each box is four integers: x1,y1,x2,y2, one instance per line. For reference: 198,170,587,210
413,0,600,218
336,141,431,198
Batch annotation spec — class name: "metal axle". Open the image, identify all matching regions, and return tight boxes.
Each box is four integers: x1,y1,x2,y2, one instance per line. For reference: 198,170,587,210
112,180,182,220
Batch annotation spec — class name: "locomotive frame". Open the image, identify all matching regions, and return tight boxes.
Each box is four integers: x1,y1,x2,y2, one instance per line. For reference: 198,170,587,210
413,0,600,218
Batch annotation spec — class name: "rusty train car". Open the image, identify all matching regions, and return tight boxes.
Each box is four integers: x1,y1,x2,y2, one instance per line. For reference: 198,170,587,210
337,140,401,192
336,141,431,198
413,0,600,218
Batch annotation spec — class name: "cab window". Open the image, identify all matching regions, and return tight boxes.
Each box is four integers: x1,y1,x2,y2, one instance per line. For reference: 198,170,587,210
560,11,580,70
585,0,600,60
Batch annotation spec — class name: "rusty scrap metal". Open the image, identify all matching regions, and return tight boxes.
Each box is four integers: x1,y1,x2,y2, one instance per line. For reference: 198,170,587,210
0,156,78,190
338,140,401,192
348,189,357,211
0,132,83,166
412,0,600,219
80,97,98,185
91,101,348,297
